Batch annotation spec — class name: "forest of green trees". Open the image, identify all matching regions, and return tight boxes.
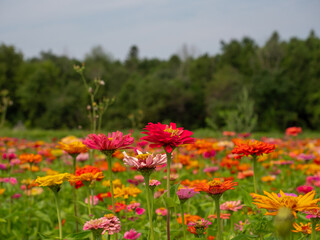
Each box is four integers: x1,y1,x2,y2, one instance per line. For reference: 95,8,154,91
0,31,320,132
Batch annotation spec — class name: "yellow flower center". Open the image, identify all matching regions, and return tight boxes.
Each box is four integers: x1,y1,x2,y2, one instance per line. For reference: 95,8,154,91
164,127,181,137
104,214,115,219
208,179,222,187
279,196,297,209
136,153,150,161
108,138,113,141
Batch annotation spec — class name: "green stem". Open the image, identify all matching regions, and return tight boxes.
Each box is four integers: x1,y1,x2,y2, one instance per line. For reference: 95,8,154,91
72,155,79,232
252,155,258,194
214,196,222,240
144,174,155,240
165,150,172,240
181,204,187,240
91,188,95,217
87,187,92,217
311,220,316,240
230,212,233,233
53,191,62,240
106,155,115,214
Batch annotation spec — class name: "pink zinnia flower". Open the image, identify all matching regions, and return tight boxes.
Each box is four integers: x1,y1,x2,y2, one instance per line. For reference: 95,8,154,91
177,188,198,201
83,131,134,153
234,219,249,232
304,209,320,219
296,185,314,194
155,208,168,216
124,229,141,239
76,153,89,162
203,166,219,173
140,122,195,153
149,179,161,187
85,195,99,206
203,150,216,159
2,153,16,161
220,200,244,212
123,150,167,170
126,203,145,215
0,177,18,185
188,218,212,228
83,214,121,235
11,193,22,199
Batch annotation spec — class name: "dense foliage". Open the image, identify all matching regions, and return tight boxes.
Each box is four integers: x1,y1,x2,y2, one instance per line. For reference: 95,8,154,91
1,31,320,131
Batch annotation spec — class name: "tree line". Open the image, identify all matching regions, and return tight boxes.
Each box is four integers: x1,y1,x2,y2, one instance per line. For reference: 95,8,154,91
0,31,319,132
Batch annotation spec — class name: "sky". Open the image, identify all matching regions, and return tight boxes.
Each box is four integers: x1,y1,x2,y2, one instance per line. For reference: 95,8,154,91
1,0,319,61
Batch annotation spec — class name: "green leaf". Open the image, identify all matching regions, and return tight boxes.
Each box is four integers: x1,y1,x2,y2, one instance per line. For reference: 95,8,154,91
65,231,91,239
0,218,6,223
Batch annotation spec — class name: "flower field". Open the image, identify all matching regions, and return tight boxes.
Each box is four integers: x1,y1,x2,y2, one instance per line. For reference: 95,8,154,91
1,124,320,240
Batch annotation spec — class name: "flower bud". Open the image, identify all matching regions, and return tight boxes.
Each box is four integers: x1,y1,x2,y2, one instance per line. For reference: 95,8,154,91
274,207,294,238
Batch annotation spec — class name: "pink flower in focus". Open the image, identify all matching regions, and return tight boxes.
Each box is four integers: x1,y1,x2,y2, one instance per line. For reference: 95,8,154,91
220,200,244,212
296,185,314,194
177,188,198,201
85,195,99,205
155,208,168,216
123,150,167,170
124,229,141,239
83,131,134,152
140,122,195,153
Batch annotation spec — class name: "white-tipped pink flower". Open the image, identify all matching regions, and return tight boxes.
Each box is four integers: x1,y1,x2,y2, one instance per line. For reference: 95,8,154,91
123,150,166,170
220,200,243,212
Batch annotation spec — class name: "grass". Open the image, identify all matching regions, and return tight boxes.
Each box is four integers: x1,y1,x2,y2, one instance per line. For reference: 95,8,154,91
1,127,320,141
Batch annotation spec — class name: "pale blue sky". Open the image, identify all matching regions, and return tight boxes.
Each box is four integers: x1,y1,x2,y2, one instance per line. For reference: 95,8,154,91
0,0,319,60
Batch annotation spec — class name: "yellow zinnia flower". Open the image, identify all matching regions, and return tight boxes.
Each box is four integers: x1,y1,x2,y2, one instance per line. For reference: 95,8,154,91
102,179,122,188
0,188,5,195
113,185,142,199
252,190,320,218
35,173,71,187
57,141,88,155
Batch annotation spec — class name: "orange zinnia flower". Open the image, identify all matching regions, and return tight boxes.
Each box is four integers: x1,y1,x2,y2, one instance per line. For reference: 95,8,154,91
292,222,320,234
177,214,201,224
252,190,320,218
231,139,275,159
194,178,238,196
69,165,104,188
19,153,42,164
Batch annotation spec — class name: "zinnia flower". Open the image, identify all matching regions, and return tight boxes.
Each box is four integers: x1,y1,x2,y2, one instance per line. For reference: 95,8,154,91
83,214,121,235
140,122,195,153
83,131,134,153
187,219,212,236
296,185,314,194
252,190,320,218
231,139,275,159
286,127,302,136
155,207,168,216
194,178,238,197
70,165,104,188
124,229,141,239
58,140,88,155
35,173,70,191
177,188,198,202
113,185,142,199
19,153,42,164
292,222,320,234
123,150,167,170
220,200,243,212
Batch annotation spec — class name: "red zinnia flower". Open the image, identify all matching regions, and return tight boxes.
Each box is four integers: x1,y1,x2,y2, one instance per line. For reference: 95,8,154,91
285,127,302,136
83,131,134,153
194,178,238,196
231,139,275,159
140,122,195,153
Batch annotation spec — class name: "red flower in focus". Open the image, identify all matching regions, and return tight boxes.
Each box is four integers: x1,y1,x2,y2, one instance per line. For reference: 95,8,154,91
140,122,195,153
73,165,103,189
83,131,134,153
231,139,275,159
194,178,238,196
286,127,302,136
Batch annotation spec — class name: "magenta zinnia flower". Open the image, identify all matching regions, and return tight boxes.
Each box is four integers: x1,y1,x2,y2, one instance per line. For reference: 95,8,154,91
177,188,198,202
123,150,167,170
220,200,244,212
297,185,314,194
124,229,141,239
83,131,134,153
140,122,195,153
